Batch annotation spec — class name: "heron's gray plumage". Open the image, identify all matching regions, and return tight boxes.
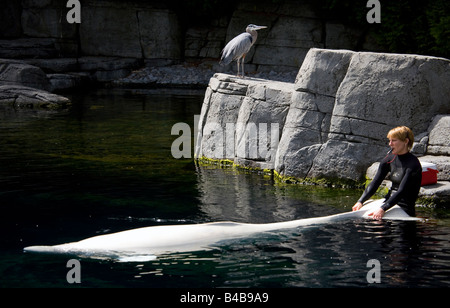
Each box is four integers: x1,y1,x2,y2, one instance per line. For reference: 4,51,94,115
220,32,253,66
220,24,267,77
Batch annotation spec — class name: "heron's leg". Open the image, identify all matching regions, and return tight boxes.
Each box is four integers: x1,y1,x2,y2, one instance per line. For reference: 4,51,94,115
241,55,246,78
236,59,240,77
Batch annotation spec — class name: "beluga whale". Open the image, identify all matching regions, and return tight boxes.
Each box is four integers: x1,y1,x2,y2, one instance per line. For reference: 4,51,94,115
24,199,422,262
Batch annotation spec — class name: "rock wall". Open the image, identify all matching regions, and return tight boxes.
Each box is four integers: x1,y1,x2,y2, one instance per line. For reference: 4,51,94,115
79,2,181,60
5,0,181,62
195,48,450,187
0,0,384,80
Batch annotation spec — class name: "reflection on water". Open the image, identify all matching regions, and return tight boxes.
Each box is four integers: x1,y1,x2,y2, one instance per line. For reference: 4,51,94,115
0,89,449,288
195,163,359,224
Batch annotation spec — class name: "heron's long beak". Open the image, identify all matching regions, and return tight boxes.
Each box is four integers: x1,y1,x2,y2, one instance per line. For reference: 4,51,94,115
255,25,267,30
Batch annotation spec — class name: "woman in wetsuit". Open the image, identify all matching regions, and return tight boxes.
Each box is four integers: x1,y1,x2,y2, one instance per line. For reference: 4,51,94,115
352,126,422,219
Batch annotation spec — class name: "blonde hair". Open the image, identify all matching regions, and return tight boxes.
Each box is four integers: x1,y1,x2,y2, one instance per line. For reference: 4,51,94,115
387,126,414,151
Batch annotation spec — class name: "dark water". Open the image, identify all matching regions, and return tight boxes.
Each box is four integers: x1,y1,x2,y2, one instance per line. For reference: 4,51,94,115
0,89,449,288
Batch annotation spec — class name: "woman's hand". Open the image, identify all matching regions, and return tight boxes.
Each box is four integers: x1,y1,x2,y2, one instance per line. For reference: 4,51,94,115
352,202,363,211
367,208,385,220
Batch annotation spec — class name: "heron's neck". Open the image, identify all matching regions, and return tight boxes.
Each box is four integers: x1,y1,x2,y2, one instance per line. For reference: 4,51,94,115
247,30,258,45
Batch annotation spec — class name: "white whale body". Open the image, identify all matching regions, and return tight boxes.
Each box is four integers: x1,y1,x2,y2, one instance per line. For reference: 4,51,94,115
24,199,422,262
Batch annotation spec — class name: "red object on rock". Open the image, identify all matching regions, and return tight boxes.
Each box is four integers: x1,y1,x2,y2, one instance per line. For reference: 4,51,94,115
421,162,438,186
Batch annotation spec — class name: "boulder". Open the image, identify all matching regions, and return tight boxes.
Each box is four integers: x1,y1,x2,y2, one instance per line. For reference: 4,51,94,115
427,115,450,155
0,59,50,91
295,48,355,95
0,60,71,110
195,75,245,160
0,84,71,109
274,91,334,178
331,52,450,145
419,181,450,207
195,73,295,165
235,80,293,168
276,49,356,179
277,49,450,184
197,48,450,187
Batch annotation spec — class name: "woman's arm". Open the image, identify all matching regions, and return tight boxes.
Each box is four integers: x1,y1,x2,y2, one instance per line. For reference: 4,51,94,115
380,168,413,212
357,161,390,204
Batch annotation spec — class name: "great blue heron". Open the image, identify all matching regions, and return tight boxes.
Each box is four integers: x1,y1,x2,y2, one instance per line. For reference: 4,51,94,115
220,24,267,77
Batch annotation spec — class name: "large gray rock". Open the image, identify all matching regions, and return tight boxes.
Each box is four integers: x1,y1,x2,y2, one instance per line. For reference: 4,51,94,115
306,140,385,184
0,84,71,109
419,181,450,207
195,75,245,160
331,52,450,145
276,49,356,179
277,49,450,184
197,48,450,187
0,59,50,91
235,80,293,168
295,48,355,95
0,59,71,110
427,115,450,155
274,91,334,178
195,73,295,167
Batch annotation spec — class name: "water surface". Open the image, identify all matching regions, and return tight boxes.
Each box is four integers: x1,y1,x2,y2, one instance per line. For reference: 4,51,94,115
0,89,449,288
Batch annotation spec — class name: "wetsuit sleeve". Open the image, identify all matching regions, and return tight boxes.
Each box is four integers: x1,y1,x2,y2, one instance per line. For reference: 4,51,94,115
358,160,390,204
380,168,413,212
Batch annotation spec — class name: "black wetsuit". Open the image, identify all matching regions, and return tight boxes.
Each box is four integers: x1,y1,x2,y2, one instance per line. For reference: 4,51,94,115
358,152,422,216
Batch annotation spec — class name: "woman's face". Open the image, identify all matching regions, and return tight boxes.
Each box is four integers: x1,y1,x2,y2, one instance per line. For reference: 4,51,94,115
389,137,409,155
